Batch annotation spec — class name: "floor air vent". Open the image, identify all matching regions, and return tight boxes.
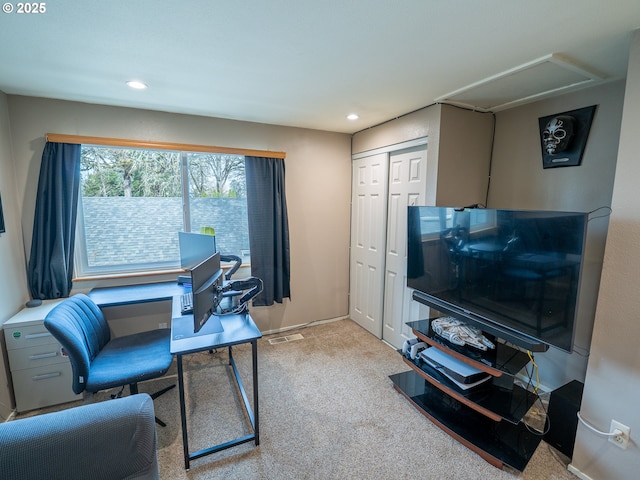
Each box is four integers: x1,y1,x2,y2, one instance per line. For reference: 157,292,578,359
268,333,304,345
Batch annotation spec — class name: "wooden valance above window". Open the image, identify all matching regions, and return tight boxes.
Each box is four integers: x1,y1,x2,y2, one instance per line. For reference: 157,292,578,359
45,133,286,159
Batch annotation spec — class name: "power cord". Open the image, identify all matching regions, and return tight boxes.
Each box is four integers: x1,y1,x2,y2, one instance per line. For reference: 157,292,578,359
110,385,125,399
523,401,550,436
576,412,624,438
527,350,540,393
587,206,612,222
520,354,551,436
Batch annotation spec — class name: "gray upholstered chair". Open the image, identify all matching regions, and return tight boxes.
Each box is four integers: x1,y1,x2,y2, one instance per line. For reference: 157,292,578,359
0,393,159,480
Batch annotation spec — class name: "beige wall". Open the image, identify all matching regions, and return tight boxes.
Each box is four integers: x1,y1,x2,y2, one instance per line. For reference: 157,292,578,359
352,103,494,207
5,96,352,336
0,92,30,419
352,103,441,155
435,105,493,207
489,83,623,213
570,30,640,480
490,80,626,390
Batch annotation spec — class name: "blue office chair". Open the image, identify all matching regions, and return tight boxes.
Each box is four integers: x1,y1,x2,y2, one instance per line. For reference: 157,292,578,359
44,293,175,426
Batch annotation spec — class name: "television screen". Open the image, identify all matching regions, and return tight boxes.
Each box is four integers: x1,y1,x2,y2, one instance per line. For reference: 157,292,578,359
407,207,588,352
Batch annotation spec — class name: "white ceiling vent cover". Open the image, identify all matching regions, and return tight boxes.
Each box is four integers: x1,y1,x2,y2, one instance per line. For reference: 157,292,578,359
436,54,605,112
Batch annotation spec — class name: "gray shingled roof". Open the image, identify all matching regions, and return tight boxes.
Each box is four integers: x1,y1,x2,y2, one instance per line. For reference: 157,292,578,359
82,197,249,267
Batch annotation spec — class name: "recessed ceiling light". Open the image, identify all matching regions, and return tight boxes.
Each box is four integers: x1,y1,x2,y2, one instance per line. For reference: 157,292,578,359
347,113,359,120
126,80,148,90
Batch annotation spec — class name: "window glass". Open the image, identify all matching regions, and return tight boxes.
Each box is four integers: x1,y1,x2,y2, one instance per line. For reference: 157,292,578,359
76,145,248,277
186,153,250,257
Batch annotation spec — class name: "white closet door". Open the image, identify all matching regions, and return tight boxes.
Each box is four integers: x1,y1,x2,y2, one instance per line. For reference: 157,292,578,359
382,146,427,348
349,153,388,337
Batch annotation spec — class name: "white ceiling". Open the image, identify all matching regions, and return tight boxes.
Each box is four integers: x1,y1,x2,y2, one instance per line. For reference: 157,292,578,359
1,1,639,134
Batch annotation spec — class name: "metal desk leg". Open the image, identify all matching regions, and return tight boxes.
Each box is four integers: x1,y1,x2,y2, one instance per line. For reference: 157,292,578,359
229,340,260,440
227,343,259,441
177,354,191,470
252,338,260,445
178,339,259,470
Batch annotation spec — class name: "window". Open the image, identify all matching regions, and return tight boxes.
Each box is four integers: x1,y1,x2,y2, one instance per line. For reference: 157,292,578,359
75,145,249,277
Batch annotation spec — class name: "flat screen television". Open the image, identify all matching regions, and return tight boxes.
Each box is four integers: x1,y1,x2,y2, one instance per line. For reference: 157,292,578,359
407,206,588,352
189,252,224,333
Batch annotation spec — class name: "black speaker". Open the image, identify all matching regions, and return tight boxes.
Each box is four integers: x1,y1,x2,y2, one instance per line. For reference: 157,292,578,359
544,380,584,458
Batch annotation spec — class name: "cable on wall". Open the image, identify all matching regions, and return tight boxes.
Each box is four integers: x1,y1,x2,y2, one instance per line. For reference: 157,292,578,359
576,412,622,437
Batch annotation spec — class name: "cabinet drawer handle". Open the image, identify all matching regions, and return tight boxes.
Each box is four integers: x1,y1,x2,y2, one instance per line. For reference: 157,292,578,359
29,352,58,360
25,332,52,339
32,372,62,381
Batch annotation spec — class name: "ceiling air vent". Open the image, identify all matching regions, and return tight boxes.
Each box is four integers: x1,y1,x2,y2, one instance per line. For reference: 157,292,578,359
436,53,605,112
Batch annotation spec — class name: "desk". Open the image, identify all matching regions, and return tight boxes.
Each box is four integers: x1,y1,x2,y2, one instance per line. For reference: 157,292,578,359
89,282,262,468
88,281,189,307
170,297,262,469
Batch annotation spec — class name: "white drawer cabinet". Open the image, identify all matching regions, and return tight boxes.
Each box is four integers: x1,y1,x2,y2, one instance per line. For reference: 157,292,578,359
3,300,82,412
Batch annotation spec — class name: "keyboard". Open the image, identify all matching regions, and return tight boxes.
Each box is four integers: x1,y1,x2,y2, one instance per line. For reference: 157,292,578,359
180,292,193,314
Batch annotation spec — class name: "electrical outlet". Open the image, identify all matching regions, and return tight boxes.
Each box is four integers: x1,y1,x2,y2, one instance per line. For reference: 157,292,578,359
609,420,631,450
158,322,168,329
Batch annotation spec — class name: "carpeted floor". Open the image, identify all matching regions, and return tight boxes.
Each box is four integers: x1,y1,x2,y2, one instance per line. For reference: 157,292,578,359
15,319,578,479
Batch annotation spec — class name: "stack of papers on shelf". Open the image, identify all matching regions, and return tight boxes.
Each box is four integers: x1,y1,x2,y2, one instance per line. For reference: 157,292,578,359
420,347,491,390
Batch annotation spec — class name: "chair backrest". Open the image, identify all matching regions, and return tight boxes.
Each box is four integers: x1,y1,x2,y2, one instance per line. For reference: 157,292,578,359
44,294,111,394
0,393,159,480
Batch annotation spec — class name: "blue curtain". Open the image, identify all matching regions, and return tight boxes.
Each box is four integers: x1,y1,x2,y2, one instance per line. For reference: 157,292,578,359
245,156,291,306
28,142,81,299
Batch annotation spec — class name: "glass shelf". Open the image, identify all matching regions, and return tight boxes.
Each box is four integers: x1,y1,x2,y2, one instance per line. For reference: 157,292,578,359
401,353,537,424
393,318,544,472
390,370,542,472
407,319,531,376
